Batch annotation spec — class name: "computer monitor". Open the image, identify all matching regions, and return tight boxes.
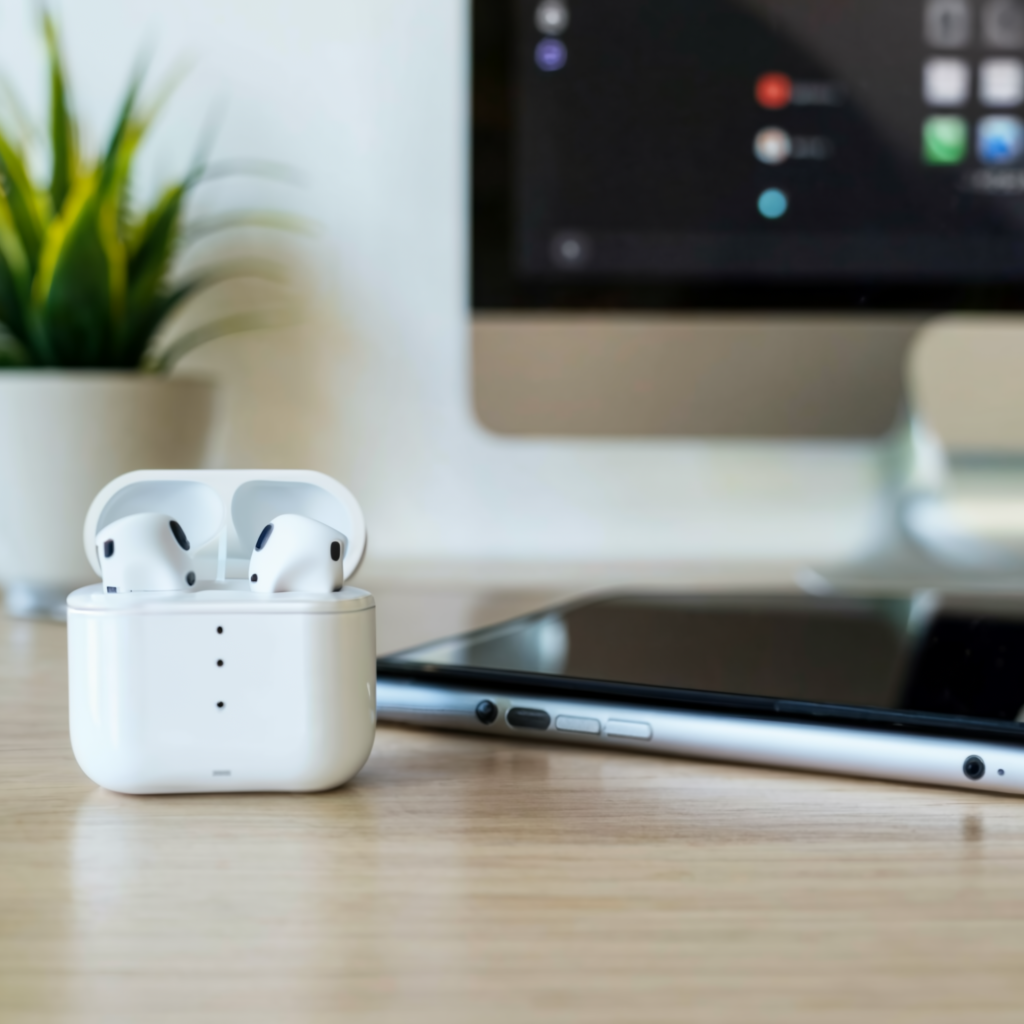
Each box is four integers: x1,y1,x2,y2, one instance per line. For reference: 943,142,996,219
472,0,1024,437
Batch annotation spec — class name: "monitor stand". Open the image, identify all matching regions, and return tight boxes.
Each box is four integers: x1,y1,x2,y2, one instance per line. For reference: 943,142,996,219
473,314,920,438
813,316,1024,593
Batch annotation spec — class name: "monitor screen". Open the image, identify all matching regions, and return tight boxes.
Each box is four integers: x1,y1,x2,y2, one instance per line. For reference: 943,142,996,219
473,0,1024,308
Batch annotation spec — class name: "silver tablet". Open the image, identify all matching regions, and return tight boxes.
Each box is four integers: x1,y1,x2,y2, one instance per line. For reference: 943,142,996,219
377,592,1024,795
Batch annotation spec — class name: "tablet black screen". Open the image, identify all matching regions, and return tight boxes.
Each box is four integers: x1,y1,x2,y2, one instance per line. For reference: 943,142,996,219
382,593,1024,732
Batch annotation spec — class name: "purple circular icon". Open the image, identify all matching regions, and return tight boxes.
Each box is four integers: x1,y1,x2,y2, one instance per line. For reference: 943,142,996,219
535,38,567,72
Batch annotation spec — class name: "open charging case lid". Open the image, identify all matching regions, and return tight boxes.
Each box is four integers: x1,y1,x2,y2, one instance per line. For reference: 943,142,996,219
83,470,367,584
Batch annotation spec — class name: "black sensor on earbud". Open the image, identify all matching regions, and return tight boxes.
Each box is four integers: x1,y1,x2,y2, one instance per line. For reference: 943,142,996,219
96,514,196,594
169,520,190,551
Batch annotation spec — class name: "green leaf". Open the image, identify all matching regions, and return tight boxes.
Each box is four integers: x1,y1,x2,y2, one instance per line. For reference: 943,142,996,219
0,76,39,150
119,277,198,368
43,13,77,214
0,255,25,342
118,183,188,363
99,57,185,201
21,304,55,365
0,17,299,370
0,127,44,269
99,70,143,197
109,63,191,240
128,183,185,278
31,174,125,366
124,259,287,368
0,196,30,342
0,330,31,366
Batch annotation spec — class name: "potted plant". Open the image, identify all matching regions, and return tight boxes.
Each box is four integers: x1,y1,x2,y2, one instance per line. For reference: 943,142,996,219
0,17,285,618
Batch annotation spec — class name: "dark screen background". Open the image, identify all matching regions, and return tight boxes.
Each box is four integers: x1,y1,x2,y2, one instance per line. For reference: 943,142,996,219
518,0,1024,277
388,594,1024,727
474,0,1024,306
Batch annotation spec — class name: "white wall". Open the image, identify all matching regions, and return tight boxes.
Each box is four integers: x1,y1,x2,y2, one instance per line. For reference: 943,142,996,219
0,0,888,570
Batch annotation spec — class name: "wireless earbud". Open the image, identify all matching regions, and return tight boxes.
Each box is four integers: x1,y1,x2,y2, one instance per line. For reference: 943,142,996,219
96,513,196,593
74,470,374,795
248,513,348,594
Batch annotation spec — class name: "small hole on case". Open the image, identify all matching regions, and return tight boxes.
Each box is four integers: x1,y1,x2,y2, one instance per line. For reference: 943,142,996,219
217,659,224,667
217,626,223,634
251,573,258,583
216,701,225,709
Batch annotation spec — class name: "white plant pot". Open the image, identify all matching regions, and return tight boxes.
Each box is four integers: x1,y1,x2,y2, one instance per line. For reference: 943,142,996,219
0,371,215,619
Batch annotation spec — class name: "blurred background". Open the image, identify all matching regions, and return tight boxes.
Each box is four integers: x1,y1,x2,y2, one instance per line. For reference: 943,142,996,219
0,0,887,589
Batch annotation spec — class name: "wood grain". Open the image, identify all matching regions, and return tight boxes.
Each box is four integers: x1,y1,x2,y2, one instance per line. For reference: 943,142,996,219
3,583,1024,1023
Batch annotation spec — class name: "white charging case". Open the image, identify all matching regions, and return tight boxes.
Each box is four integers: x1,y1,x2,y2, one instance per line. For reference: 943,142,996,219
66,470,376,795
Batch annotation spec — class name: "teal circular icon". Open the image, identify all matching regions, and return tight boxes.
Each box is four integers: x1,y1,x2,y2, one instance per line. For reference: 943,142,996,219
757,188,788,219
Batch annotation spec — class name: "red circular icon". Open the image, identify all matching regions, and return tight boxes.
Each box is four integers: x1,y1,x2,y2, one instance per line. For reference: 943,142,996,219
755,72,793,110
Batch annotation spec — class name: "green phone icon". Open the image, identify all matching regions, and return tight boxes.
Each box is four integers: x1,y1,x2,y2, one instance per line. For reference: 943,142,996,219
922,116,968,165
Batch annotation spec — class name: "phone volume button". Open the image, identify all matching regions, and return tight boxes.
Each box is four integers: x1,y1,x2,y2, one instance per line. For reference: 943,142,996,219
555,715,601,735
606,719,652,740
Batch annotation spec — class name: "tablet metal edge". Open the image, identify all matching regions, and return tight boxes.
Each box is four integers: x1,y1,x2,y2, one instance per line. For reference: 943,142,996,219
377,678,1024,796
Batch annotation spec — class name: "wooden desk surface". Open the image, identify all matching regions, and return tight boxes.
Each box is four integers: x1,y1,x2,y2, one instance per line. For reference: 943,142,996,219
4,583,1024,1023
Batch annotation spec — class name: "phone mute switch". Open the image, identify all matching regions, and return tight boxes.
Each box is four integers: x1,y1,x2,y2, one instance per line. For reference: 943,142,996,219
555,715,601,735
606,719,653,740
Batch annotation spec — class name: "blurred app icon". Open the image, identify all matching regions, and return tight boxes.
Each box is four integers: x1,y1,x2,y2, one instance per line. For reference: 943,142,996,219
755,73,793,110
980,58,1024,105
922,115,969,163
753,127,793,164
535,38,567,72
923,57,971,105
977,114,1024,162
757,188,789,220
924,0,973,48
535,0,570,35
550,231,591,268
983,0,1024,47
